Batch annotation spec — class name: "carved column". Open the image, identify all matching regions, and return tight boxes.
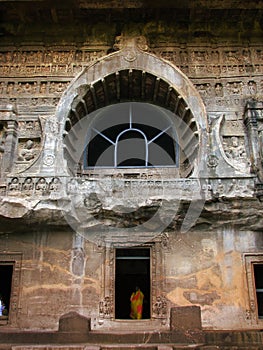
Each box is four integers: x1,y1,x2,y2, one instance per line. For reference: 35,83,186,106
71,233,85,277
0,106,18,178
244,102,263,182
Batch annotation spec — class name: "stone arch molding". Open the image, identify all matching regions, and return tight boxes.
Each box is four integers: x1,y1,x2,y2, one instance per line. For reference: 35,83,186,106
35,36,209,176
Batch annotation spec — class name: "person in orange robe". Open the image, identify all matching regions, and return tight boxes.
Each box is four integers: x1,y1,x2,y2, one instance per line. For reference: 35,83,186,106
130,286,144,319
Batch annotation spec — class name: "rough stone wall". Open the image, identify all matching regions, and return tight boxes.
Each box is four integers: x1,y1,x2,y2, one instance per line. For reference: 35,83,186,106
0,1,262,332
0,230,103,329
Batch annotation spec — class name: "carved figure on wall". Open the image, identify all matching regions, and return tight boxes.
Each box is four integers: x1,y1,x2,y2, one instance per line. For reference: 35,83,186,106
49,177,61,192
9,177,20,192
248,81,257,95
225,51,239,64
214,179,225,197
223,136,248,170
0,125,6,157
22,177,33,194
256,110,263,162
215,83,223,97
72,247,85,276
99,296,112,318
40,82,47,94
6,82,14,94
18,140,36,162
153,295,167,318
35,177,47,195
226,81,243,95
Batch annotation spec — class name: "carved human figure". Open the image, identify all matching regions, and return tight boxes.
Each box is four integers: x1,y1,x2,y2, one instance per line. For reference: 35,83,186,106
215,83,223,97
22,177,34,194
248,81,257,95
100,296,112,318
216,179,225,196
40,82,47,94
6,83,14,94
23,82,32,94
49,177,61,192
18,140,36,162
226,137,245,160
153,296,167,317
35,178,47,194
9,177,20,192
72,247,85,276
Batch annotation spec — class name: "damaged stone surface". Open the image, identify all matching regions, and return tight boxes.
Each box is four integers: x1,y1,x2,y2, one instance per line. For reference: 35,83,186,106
0,0,262,336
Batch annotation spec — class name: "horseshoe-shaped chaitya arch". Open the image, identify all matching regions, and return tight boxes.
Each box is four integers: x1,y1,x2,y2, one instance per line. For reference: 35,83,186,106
40,36,208,177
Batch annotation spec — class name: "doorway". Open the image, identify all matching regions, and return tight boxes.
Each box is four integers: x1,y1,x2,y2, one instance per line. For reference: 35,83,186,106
0,264,13,317
115,248,150,319
254,263,263,319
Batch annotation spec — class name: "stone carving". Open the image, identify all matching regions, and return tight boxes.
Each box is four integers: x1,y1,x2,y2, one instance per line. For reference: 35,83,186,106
247,81,257,95
18,120,41,137
255,109,263,161
160,232,169,249
48,177,62,192
153,295,167,318
215,83,224,97
223,136,249,170
226,81,243,95
99,296,112,318
43,154,55,166
17,140,37,162
72,247,85,276
113,35,148,52
207,154,219,168
35,177,48,195
224,50,239,64
195,83,211,98
211,178,254,199
21,177,34,195
8,177,20,193
0,124,6,168
113,35,148,62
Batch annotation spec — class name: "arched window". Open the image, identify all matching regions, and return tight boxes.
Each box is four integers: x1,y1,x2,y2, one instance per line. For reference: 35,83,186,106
84,102,179,169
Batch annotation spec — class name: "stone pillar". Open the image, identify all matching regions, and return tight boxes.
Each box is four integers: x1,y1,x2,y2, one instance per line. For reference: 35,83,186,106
71,233,85,277
244,101,263,180
0,105,18,178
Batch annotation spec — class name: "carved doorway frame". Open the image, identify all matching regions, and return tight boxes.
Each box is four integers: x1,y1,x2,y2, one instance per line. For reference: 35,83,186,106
244,253,263,326
98,235,168,329
0,252,22,326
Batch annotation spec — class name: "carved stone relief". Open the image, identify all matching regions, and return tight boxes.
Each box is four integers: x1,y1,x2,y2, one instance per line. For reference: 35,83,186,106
223,136,249,171
98,241,165,323
153,295,168,318
244,101,263,182
16,134,41,172
0,123,6,174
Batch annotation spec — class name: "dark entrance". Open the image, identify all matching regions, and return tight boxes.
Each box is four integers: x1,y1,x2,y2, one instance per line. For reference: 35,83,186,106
254,264,263,318
0,264,13,317
115,248,150,319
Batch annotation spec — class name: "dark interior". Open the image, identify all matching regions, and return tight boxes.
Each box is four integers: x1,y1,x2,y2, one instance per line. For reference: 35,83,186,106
115,248,150,319
0,264,13,316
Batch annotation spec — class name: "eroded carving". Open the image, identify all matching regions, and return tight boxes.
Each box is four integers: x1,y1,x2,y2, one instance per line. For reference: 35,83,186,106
223,136,249,170
18,140,37,162
99,296,113,319
153,295,167,318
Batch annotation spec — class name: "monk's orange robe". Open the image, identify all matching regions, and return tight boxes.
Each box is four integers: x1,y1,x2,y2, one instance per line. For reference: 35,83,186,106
130,289,144,319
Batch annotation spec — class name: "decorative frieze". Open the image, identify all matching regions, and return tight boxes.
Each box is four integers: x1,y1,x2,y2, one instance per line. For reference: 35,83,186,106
5,175,254,201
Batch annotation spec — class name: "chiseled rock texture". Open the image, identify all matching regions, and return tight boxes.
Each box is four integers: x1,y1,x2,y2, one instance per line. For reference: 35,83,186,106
0,0,262,339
